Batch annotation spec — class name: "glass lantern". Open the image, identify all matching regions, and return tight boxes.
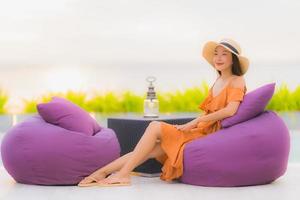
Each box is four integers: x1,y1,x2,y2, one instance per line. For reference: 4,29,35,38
144,76,159,118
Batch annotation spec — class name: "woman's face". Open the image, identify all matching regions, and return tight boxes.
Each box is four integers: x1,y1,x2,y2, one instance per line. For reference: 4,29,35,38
213,45,233,71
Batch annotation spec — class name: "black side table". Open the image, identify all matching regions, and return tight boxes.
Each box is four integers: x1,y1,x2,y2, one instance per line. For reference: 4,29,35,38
107,114,196,175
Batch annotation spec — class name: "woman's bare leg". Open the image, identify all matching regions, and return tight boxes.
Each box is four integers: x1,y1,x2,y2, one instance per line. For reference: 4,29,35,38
101,121,162,184
79,131,165,184
79,152,133,184
97,143,164,176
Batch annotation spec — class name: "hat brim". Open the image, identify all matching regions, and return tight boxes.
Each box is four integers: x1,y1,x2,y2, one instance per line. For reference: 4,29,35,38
202,41,249,75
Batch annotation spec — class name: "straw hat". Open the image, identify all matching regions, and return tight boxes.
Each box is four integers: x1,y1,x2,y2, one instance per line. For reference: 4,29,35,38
202,38,249,75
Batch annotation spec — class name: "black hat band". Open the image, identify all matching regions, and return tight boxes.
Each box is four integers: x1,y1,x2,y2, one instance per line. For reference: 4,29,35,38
220,42,239,55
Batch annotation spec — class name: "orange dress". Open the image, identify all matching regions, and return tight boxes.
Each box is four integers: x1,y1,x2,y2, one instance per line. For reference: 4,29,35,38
155,77,247,182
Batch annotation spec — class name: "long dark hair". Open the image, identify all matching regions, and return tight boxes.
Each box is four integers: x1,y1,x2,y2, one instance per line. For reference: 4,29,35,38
216,53,243,76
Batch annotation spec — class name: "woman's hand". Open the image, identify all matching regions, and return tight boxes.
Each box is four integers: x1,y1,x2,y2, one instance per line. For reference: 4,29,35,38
174,120,198,132
173,115,205,132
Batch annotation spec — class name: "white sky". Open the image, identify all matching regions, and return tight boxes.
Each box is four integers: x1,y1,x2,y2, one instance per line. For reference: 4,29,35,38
0,0,299,66
0,0,299,113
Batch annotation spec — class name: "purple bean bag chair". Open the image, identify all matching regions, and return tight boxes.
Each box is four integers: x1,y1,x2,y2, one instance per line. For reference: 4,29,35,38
180,83,290,187
1,115,120,185
181,110,290,187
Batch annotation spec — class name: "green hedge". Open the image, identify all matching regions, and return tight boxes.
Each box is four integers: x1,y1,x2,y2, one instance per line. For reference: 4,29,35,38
1,82,300,114
0,88,8,114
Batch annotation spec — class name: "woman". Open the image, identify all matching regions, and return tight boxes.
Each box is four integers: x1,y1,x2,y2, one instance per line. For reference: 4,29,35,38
78,38,249,187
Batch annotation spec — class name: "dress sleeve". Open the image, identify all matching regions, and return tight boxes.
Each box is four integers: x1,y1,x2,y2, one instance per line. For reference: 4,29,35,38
226,87,246,103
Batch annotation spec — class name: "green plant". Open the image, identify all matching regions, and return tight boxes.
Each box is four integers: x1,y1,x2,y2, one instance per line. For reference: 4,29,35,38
86,91,123,114
0,88,9,114
267,83,300,111
19,81,300,114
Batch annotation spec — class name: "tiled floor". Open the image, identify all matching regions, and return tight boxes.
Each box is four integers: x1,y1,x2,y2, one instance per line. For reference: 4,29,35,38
0,164,299,200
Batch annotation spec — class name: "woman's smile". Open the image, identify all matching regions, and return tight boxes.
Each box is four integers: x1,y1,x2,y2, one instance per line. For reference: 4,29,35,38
216,62,224,66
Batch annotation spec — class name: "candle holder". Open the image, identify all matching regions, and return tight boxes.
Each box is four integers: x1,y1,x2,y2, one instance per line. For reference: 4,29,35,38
143,76,159,118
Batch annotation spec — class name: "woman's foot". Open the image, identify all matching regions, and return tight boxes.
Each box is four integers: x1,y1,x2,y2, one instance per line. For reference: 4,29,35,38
97,172,131,187
78,171,107,187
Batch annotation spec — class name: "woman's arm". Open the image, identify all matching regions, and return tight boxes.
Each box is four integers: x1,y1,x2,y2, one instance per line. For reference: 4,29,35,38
175,108,232,132
179,76,245,126
196,107,233,123
175,112,205,131
197,76,246,123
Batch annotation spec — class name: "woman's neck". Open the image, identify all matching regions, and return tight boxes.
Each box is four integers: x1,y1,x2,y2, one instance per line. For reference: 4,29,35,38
220,69,233,80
